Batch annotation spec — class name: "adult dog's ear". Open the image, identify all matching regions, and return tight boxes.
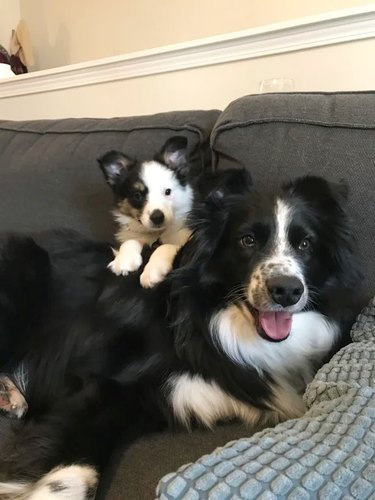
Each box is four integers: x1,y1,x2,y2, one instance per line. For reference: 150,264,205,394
283,175,348,210
196,167,252,202
157,136,188,171
285,175,361,288
98,150,135,189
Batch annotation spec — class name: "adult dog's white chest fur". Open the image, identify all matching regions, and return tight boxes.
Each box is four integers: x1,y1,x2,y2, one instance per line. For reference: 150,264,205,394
211,304,339,390
167,371,306,429
167,305,338,428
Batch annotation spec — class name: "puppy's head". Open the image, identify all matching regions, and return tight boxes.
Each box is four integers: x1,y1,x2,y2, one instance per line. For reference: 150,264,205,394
98,136,192,232
182,175,359,342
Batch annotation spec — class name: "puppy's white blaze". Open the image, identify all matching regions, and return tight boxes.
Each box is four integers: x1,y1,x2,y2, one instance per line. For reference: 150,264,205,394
140,161,193,228
168,373,304,428
210,304,339,391
113,160,193,247
0,465,98,500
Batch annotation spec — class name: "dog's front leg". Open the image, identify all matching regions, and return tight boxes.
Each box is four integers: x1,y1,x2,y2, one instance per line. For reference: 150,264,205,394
140,244,179,288
108,239,144,276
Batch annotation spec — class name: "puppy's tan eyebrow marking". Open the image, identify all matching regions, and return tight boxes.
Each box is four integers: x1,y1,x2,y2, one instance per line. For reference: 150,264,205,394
117,199,142,218
133,181,146,192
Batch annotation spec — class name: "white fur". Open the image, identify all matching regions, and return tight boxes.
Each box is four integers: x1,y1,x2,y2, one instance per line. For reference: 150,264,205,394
139,161,193,231
109,161,193,285
140,243,179,288
168,372,305,429
274,198,293,255
168,373,265,428
0,465,97,500
114,214,158,246
248,198,308,312
0,481,27,495
210,303,339,392
108,239,143,276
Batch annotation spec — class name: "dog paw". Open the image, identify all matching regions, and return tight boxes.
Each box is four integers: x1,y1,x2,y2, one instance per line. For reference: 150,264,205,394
140,261,171,288
0,376,28,419
29,464,98,500
108,251,143,276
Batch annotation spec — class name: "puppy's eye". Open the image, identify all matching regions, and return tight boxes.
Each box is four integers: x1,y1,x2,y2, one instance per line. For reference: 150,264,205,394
165,188,172,196
240,235,255,248
132,191,143,202
298,237,311,251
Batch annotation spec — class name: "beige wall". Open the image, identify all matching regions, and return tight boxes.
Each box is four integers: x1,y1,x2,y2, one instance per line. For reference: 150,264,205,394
19,0,375,70
1,38,375,121
0,0,20,50
1,2,374,121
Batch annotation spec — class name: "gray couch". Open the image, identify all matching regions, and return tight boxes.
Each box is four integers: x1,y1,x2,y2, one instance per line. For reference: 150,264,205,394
0,92,374,499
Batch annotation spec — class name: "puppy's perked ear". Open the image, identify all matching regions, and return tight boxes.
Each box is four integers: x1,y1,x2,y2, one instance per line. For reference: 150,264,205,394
157,136,188,171
98,151,135,187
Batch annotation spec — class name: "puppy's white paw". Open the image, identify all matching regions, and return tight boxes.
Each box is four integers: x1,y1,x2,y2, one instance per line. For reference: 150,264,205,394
108,250,143,276
140,260,171,288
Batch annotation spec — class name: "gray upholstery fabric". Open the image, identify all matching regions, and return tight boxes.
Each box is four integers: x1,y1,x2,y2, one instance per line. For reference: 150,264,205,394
157,297,375,499
98,424,249,500
0,110,220,241
2,94,375,499
211,92,375,302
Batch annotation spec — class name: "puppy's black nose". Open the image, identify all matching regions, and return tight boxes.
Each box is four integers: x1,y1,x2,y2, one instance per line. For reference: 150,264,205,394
266,276,304,307
150,209,165,226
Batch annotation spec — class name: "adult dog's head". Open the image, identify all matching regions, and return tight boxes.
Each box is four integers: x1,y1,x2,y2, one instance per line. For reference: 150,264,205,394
181,175,360,343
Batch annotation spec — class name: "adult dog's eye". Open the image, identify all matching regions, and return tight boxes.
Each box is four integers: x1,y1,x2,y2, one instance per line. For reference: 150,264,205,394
132,191,143,202
240,235,255,248
298,237,311,251
165,188,172,196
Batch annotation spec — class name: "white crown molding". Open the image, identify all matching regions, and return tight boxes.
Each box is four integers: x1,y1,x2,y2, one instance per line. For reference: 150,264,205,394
1,6,375,99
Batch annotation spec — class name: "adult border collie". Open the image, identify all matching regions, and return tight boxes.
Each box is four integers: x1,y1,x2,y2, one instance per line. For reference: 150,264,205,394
0,175,360,499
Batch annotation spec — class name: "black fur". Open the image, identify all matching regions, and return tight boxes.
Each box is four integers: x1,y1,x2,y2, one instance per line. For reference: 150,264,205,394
0,175,361,489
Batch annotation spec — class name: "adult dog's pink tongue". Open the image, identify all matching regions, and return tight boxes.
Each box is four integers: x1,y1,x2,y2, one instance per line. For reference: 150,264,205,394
259,311,292,340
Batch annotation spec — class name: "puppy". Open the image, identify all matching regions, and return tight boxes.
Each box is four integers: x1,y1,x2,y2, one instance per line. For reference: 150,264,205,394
98,136,193,288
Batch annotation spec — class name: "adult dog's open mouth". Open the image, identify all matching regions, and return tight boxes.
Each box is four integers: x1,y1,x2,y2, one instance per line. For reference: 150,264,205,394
245,302,292,342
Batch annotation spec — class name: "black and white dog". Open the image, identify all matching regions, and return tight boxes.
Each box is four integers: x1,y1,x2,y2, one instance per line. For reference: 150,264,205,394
0,175,360,499
98,136,249,288
98,137,194,288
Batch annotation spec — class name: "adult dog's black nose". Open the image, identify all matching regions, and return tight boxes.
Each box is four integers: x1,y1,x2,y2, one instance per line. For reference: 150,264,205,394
150,209,165,226
266,276,304,307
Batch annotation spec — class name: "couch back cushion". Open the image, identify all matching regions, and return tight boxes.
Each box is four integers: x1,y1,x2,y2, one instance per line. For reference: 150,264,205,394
211,93,375,302
0,110,220,241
